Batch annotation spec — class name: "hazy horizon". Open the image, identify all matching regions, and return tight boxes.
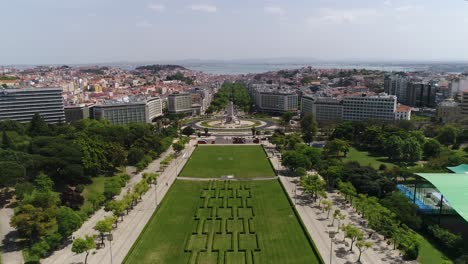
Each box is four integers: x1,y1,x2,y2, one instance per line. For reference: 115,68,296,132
1,0,468,65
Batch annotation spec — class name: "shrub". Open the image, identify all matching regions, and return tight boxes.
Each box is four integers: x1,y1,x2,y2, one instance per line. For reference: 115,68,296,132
117,173,130,187
75,184,85,193
103,179,121,200
428,225,463,254
399,232,420,260
30,241,50,258
44,232,62,250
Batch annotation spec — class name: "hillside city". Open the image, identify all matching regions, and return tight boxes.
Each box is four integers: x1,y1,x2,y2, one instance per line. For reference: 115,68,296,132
1,65,468,125
1,62,468,264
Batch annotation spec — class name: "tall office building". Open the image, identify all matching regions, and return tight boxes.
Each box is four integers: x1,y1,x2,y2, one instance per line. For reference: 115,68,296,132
0,87,65,123
342,94,397,122
301,95,343,123
384,75,408,104
254,88,298,113
168,92,193,114
406,82,437,108
91,97,162,125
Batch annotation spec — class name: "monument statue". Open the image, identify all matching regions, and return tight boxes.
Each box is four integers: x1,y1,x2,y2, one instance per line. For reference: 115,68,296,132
224,101,239,124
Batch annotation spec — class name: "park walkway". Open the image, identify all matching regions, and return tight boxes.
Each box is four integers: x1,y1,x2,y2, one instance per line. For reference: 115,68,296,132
0,202,24,264
261,140,414,264
42,140,196,264
279,176,413,264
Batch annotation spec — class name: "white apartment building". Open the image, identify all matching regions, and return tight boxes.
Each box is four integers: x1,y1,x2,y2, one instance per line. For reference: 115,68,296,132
395,104,412,120
168,92,193,114
301,95,343,123
0,87,65,123
254,88,298,113
385,75,408,104
342,94,397,122
92,97,162,125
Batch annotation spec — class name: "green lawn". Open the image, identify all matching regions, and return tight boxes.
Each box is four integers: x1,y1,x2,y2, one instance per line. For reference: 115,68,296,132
342,147,396,169
417,234,452,264
81,175,117,212
124,180,321,264
180,146,276,178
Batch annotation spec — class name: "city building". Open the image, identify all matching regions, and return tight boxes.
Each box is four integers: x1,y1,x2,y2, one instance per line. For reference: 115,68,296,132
188,87,212,114
450,77,468,97
436,99,460,123
168,92,193,114
301,95,343,124
64,104,91,123
91,96,162,125
342,94,397,122
395,104,412,120
254,88,298,113
0,87,65,123
385,75,408,104
406,82,437,108
460,92,468,116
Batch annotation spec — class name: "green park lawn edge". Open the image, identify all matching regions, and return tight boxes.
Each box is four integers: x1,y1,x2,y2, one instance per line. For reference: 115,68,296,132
176,145,195,177
342,147,396,169
260,144,278,176
277,178,325,264
124,179,322,264
122,184,166,264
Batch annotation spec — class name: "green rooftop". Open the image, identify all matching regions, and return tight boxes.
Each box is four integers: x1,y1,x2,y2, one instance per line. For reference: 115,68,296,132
447,164,468,174
415,173,468,222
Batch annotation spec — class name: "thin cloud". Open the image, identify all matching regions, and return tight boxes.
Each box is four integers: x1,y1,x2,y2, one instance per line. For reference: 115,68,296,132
148,3,165,12
313,8,380,24
395,5,414,12
264,6,284,16
136,21,153,28
188,4,218,13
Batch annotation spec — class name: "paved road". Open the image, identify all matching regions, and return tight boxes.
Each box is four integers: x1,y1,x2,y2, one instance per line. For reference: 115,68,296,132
0,204,24,264
43,140,196,264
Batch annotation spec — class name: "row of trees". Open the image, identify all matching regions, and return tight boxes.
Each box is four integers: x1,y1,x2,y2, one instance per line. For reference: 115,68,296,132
0,116,177,188
207,82,251,113
299,175,373,263
73,171,159,264
1,115,178,262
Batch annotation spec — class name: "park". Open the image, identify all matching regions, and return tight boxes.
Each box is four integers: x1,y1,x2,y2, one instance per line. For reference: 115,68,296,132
179,145,276,179
124,145,322,264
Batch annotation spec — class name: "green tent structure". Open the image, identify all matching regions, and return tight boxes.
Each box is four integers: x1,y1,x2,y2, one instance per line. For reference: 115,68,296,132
397,165,468,223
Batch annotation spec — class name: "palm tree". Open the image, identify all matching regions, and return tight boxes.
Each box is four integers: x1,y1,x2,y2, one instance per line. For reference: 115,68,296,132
337,214,346,232
321,200,333,218
332,209,341,226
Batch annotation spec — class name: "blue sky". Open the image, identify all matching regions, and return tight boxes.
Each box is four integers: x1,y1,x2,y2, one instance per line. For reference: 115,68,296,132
1,0,468,64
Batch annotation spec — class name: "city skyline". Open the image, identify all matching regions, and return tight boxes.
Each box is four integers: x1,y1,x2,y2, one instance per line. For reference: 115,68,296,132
1,0,468,64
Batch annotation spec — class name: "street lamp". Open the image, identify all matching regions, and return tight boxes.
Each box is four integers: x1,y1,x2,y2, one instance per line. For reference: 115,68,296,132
328,231,336,264
154,177,158,207
108,233,114,264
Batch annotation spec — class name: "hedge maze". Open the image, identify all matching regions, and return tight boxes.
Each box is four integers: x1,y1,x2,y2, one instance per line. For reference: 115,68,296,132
185,181,261,264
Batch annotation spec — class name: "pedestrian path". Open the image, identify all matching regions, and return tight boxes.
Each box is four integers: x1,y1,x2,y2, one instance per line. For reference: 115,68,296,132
279,176,414,264
43,141,196,264
0,204,24,264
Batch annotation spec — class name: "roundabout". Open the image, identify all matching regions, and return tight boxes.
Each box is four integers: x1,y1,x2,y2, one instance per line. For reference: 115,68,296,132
187,101,276,133
196,118,267,129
